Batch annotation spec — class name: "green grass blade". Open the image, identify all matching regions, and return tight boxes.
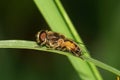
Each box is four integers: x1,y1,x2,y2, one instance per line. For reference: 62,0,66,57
34,0,102,80
0,40,120,77
83,56,120,76
0,40,81,56
0,40,78,56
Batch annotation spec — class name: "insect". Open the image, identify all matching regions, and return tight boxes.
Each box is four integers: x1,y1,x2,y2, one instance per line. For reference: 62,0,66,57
36,30,82,57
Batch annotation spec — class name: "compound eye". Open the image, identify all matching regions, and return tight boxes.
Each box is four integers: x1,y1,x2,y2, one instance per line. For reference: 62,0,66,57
40,31,47,42
36,30,47,44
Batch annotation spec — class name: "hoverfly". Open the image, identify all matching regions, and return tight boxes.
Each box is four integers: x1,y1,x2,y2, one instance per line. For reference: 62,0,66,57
36,30,82,57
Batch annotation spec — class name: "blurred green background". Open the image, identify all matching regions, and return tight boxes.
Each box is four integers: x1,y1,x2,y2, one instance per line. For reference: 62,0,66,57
0,0,120,80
